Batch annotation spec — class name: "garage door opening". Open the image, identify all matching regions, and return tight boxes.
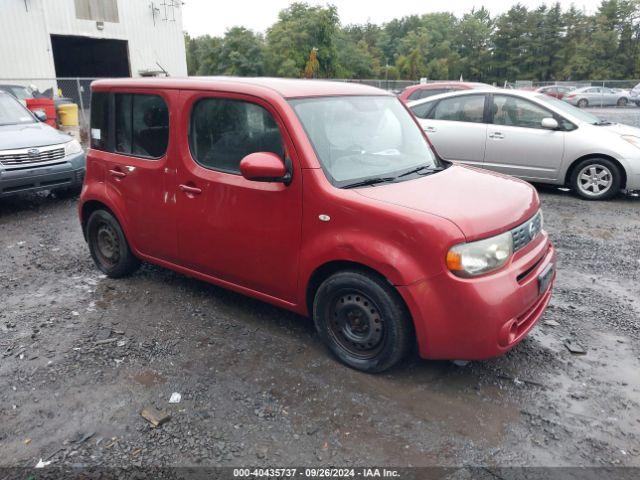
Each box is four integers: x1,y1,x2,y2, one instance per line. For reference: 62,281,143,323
51,35,130,78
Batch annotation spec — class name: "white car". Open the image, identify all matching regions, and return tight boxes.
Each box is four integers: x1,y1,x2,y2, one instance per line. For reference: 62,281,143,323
564,86,630,108
408,89,640,200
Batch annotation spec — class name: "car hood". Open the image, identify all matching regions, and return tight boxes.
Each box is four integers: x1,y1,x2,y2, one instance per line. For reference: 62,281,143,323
0,122,71,150
599,123,640,136
355,165,540,241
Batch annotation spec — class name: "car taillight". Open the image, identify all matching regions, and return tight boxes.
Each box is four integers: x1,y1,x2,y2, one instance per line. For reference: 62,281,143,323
566,94,575,99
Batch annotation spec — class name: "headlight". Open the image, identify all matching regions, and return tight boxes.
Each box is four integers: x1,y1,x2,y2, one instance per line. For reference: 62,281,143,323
446,231,513,277
621,135,640,149
64,139,83,156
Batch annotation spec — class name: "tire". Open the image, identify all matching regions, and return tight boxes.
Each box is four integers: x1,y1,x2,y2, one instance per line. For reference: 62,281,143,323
577,99,588,108
617,97,628,107
635,102,640,107
86,209,140,278
570,158,621,201
313,270,414,373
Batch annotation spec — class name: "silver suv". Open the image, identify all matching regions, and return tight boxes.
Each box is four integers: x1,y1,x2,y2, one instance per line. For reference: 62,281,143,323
0,91,85,198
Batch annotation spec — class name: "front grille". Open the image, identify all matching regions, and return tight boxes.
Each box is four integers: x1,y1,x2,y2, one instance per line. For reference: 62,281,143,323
0,144,66,168
511,210,543,252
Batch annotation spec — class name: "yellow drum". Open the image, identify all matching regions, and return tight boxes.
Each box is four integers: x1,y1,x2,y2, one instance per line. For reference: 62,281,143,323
57,103,79,127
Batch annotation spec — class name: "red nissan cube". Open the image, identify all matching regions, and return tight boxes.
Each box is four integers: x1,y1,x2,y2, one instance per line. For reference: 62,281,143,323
79,78,556,373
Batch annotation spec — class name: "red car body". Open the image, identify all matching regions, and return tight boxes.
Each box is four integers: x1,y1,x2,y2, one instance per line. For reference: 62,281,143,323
80,78,555,362
535,85,574,100
398,81,493,103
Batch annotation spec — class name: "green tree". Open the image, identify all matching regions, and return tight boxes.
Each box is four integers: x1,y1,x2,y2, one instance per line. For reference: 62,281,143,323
456,7,493,82
264,2,339,77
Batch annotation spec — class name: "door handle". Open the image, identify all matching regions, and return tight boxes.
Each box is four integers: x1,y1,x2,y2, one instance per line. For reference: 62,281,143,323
108,169,127,178
179,184,202,195
489,132,504,139
424,126,437,133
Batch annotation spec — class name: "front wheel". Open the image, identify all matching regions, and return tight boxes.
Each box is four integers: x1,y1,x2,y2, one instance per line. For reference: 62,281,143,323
617,97,628,107
86,209,140,278
313,270,414,373
570,158,621,200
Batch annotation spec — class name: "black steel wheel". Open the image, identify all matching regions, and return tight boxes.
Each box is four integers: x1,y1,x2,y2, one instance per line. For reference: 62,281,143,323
86,210,140,278
327,289,386,360
313,270,414,373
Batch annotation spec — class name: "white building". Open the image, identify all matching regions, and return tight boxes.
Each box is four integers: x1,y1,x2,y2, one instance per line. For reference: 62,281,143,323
0,0,188,82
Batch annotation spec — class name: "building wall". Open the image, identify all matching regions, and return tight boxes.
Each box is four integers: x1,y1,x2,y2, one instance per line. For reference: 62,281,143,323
0,0,187,80
0,0,56,82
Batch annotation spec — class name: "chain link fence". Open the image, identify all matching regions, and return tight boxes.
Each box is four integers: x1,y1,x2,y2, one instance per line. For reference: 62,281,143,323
1,77,638,146
0,77,97,145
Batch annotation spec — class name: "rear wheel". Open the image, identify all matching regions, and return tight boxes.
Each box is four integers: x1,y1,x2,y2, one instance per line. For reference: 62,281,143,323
313,270,413,373
86,210,140,277
577,99,588,108
570,158,621,200
617,97,628,107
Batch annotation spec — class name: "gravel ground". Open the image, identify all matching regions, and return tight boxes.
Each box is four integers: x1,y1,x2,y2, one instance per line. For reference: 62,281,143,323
1,187,638,470
1,108,640,470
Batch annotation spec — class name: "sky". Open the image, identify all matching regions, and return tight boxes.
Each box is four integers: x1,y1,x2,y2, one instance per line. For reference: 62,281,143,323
182,0,603,37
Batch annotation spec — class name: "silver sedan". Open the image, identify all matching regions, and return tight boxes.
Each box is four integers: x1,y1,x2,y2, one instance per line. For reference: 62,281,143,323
564,86,630,108
408,89,640,200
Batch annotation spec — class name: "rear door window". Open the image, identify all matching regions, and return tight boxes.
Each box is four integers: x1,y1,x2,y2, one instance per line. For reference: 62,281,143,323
114,93,169,158
430,94,485,123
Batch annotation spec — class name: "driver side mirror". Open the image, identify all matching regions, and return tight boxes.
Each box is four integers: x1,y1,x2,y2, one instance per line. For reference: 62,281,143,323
239,152,291,185
541,117,559,130
33,109,47,122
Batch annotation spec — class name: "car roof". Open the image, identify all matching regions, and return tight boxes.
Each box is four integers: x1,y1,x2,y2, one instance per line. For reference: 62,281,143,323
91,77,391,99
401,81,492,93
406,88,546,107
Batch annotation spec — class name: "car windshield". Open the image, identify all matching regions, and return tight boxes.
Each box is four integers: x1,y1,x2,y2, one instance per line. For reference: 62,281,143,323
535,94,602,124
289,95,438,187
9,86,33,101
0,94,35,126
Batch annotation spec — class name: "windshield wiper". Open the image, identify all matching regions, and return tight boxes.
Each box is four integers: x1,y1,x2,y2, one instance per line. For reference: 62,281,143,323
342,176,397,189
592,120,613,126
396,165,443,178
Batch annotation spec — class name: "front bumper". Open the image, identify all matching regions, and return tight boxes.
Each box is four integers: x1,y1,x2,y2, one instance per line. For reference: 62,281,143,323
399,232,556,360
0,152,85,198
620,158,640,192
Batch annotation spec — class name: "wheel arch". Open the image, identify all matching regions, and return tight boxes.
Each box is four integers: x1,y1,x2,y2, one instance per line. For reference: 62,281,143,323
564,153,627,189
80,200,115,237
305,260,406,319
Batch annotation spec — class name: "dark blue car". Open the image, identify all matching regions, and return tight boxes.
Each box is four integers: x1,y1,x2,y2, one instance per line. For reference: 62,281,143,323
0,91,85,198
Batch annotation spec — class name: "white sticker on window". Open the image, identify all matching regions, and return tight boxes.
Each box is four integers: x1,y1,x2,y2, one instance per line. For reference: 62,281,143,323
91,128,101,140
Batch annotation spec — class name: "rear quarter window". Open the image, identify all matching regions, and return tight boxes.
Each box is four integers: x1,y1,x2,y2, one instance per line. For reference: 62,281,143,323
90,92,109,151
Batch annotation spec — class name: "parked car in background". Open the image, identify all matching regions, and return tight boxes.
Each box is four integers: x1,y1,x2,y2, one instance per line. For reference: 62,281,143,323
0,84,36,103
628,82,640,106
398,81,494,103
564,86,630,107
80,77,556,373
0,91,84,198
409,89,640,200
535,85,575,99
